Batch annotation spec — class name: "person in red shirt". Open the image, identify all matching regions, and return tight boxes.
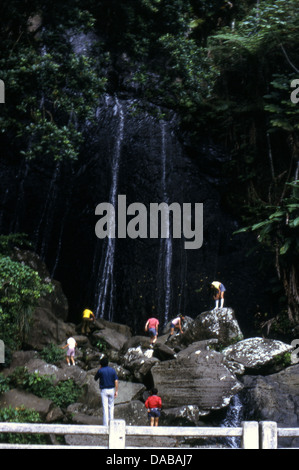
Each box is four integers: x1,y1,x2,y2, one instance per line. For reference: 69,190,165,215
144,317,159,348
145,388,162,426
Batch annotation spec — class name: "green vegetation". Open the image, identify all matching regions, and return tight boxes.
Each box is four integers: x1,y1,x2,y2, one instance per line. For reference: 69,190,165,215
0,235,53,350
206,0,299,325
0,0,108,162
39,342,65,364
94,338,108,353
5,366,81,408
0,406,47,444
0,259,52,351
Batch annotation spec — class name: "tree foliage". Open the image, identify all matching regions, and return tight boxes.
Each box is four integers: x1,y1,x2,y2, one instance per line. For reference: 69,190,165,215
1,0,299,328
0,0,108,161
0,235,53,349
206,0,299,324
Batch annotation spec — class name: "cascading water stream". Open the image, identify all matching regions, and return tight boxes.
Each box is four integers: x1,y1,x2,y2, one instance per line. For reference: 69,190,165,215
221,394,244,448
94,96,124,320
157,120,173,326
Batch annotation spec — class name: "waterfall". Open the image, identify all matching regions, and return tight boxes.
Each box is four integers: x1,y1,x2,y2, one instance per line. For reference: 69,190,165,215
94,96,124,320
221,394,244,448
34,161,61,260
157,120,173,326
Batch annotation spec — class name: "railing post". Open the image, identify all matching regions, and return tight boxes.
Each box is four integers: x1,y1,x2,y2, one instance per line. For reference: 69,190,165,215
259,421,277,449
108,420,126,449
241,421,259,449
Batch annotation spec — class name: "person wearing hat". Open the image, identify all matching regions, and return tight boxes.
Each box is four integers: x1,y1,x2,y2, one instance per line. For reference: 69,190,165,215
211,281,226,309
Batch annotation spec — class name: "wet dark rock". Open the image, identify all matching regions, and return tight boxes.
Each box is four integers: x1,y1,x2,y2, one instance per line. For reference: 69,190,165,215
24,306,77,351
0,389,53,420
240,365,299,448
223,337,293,374
181,308,243,348
151,349,243,411
0,254,295,443
0,94,268,336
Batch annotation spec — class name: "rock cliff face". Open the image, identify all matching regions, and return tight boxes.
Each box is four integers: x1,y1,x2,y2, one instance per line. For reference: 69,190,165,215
0,93,268,334
239,366,299,448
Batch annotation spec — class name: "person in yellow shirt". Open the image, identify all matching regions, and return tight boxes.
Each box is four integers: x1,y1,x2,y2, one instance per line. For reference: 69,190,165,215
81,308,95,334
211,281,226,309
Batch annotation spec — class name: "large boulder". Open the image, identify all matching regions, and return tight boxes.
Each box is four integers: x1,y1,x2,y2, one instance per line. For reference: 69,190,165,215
120,336,152,352
120,345,159,385
91,328,128,352
114,400,149,426
0,389,53,419
181,308,243,348
151,348,242,413
153,341,178,361
93,318,132,338
19,357,62,382
176,339,219,359
223,337,293,373
115,381,145,405
2,350,38,377
240,364,299,447
80,370,102,410
162,405,207,425
24,306,76,350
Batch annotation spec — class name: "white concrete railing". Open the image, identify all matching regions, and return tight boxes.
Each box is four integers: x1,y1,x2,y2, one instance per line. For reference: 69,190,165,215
0,420,257,449
259,421,299,449
0,420,297,449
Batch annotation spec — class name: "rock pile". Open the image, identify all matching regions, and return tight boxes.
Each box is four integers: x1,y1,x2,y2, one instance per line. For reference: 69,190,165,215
0,254,296,446
1,300,294,431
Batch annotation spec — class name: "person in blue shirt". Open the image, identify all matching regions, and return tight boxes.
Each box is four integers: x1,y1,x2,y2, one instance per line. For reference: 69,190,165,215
94,357,118,426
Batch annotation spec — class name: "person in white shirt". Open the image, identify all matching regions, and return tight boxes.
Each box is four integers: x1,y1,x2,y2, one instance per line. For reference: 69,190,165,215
62,337,77,366
166,315,185,342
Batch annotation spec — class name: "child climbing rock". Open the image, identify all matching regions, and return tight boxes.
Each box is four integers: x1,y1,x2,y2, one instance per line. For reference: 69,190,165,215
166,314,185,342
62,337,77,366
145,317,159,348
145,388,162,426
